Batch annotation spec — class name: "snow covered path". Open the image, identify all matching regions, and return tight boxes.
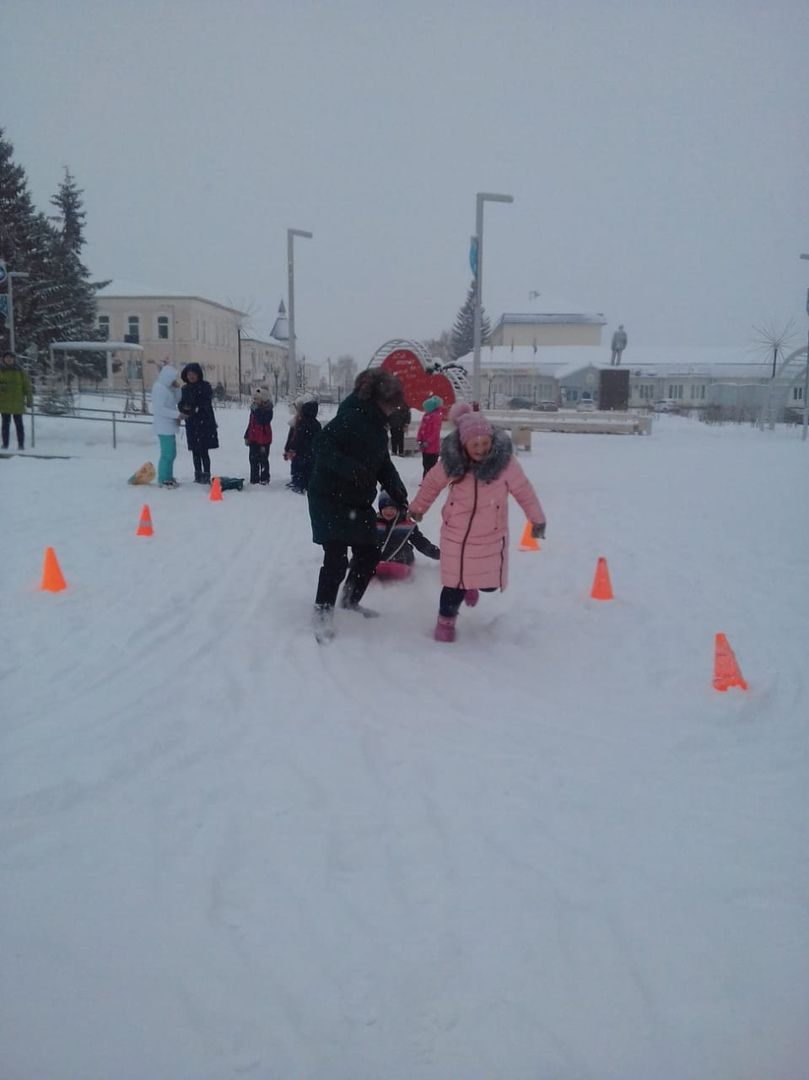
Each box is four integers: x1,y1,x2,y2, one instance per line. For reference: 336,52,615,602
1,409,807,1078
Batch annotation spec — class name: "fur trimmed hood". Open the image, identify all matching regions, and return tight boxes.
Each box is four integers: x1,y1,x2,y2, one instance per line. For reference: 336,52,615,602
439,426,513,481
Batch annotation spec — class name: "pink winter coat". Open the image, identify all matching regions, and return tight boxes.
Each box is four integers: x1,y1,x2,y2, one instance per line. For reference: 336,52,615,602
416,409,443,454
410,429,546,590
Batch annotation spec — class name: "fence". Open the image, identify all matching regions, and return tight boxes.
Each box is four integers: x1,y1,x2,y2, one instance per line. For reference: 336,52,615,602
30,404,152,450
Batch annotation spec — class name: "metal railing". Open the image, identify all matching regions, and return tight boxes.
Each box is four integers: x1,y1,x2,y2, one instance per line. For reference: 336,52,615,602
30,404,151,450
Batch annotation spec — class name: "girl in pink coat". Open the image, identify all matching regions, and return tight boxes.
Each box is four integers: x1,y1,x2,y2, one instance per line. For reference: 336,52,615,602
409,402,546,643
415,395,444,477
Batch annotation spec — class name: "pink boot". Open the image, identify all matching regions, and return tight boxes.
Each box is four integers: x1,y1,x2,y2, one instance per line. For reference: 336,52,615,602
434,614,457,643
464,589,479,607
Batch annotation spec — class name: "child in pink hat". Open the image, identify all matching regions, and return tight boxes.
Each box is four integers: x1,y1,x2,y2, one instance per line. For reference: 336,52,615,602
409,402,546,642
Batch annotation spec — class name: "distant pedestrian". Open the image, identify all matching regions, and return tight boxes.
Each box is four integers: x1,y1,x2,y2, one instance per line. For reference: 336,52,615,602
150,364,182,488
387,400,411,456
610,325,628,366
0,351,33,451
179,362,218,483
416,394,444,476
244,387,274,485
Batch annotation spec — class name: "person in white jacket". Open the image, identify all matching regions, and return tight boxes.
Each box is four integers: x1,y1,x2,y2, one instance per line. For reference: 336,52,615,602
151,364,183,487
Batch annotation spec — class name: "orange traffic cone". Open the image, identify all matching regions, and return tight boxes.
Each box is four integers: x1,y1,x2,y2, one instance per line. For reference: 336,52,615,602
136,504,154,537
713,633,748,692
590,556,613,600
40,546,67,592
209,476,223,502
518,521,540,551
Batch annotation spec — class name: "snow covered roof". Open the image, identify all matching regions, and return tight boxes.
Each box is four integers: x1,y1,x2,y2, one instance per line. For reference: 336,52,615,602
50,340,143,352
97,279,247,317
493,312,607,329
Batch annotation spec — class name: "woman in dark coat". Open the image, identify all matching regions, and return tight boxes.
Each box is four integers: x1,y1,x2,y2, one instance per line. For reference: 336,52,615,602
179,363,219,483
307,369,409,640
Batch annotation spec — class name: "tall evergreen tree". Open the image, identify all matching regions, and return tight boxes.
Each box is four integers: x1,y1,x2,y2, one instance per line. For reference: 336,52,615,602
450,280,490,361
0,127,49,356
0,134,107,375
51,167,87,256
47,168,109,378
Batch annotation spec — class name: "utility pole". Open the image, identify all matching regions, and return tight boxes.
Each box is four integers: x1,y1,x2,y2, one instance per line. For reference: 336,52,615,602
472,193,513,404
287,228,313,398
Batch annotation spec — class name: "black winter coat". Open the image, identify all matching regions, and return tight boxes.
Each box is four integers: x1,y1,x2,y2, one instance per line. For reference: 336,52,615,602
307,392,408,546
289,400,321,463
179,367,219,452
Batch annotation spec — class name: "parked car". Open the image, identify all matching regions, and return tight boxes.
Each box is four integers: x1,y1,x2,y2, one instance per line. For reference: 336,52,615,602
533,401,559,412
577,399,597,412
654,399,679,413
507,397,535,410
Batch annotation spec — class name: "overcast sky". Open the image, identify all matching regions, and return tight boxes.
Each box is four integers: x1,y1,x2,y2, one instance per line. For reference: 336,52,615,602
4,0,808,363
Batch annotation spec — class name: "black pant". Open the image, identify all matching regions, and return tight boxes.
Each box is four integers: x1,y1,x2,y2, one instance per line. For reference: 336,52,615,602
1,413,25,449
192,449,211,478
439,586,496,617
248,443,270,483
422,452,439,477
390,427,405,455
315,542,380,609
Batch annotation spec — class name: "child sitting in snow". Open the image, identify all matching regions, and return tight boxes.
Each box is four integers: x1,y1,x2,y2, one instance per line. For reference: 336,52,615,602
244,387,273,485
375,491,440,579
408,402,546,642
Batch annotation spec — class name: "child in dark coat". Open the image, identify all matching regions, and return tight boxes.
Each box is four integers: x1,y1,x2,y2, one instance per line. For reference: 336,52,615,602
375,491,439,579
244,387,274,485
286,395,321,494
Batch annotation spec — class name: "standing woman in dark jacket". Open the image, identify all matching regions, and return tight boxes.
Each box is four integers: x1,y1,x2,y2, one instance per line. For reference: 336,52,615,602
179,363,219,483
307,369,409,640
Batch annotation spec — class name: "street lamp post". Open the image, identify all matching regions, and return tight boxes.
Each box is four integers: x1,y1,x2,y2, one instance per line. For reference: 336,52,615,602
287,228,313,398
473,192,513,405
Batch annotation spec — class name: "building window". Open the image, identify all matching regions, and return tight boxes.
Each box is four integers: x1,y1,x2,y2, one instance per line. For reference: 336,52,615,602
97,315,110,340
793,386,804,402
127,316,140,344
157,315,169,340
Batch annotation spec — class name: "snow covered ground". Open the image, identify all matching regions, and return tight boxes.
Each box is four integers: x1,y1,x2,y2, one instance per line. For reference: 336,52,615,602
1,402,807,1080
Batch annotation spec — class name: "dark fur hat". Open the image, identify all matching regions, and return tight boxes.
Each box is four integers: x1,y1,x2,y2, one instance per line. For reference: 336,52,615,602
354,368,404,406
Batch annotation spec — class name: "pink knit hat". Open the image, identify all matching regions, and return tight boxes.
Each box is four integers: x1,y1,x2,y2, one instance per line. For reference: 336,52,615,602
449,401,494,446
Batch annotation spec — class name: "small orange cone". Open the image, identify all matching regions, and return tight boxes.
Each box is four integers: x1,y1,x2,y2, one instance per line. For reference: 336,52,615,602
40,546,67,592
518,521,540,551
209,476,223,502
590,556,614,600
713,633,748,692
136,504,154,537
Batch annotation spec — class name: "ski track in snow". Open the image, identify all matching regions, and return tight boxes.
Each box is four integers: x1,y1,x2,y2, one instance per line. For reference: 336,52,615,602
2,408,808,1079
